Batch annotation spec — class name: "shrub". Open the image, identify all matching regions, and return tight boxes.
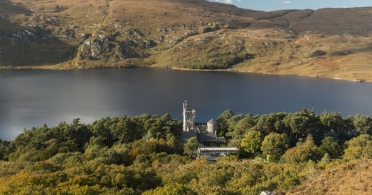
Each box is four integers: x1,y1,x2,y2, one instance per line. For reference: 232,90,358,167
309,50,327,57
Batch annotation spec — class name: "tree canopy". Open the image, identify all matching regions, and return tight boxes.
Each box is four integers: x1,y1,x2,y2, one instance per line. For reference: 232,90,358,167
0,109,372,194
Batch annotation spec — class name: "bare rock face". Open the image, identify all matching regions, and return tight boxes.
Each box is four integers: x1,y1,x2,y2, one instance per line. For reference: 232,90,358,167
11,26,48,45
79,35,148,63
115,43,141,59
12,30,36,44
260,192,274,195
80,36,110,60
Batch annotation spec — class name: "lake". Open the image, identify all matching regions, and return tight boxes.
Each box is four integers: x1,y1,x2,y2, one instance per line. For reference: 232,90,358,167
1,68,372,140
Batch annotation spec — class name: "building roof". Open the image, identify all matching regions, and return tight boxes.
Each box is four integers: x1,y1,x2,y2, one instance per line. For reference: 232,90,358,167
181,131,197,140
207,118,216,124
199,147,239,152
197,132,217,140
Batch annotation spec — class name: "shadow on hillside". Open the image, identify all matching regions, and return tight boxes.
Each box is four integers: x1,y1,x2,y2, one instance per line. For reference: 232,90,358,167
330,46,372,57
0,0,76,67
1,0,34,16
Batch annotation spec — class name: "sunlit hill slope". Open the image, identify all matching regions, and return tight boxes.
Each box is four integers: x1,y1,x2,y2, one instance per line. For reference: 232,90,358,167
0,0,371,81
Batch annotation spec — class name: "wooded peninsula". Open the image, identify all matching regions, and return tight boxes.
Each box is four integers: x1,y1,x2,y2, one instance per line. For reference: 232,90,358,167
1,109,372,194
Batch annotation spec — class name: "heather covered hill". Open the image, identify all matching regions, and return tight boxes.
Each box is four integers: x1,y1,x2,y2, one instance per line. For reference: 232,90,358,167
0,0,371,81
287,159,372,195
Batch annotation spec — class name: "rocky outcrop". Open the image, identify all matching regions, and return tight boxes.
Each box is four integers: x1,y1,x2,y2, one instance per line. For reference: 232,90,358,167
80,36,110,60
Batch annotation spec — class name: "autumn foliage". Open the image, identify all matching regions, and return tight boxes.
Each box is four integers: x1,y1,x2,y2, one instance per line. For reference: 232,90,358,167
1,110,372,194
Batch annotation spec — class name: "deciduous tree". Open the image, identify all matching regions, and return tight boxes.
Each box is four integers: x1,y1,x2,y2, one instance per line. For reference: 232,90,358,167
240,130,263,156
261,133,289,161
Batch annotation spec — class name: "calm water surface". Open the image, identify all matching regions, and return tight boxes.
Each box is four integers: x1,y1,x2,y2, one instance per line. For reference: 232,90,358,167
1,68,372,140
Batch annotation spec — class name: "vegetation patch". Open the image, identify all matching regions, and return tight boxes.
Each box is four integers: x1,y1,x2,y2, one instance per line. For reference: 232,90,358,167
330,50,353,56
1,109,372,194
309,50,327,57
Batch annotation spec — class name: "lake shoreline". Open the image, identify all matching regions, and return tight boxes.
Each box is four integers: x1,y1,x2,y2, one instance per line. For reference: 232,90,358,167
0,65,369,83
168,67,370,83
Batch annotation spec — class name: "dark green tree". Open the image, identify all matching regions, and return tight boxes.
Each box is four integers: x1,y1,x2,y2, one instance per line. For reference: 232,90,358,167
216,109,234,136
229,114,258,140
318,136,342,159
353,115,372,135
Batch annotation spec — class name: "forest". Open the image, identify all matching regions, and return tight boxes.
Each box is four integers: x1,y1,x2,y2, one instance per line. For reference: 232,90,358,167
1,109,372,194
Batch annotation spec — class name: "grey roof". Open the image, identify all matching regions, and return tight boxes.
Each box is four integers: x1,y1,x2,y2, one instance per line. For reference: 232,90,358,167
181,131,197,140
197,132,217,141
207,118,216,124
199,147,239,152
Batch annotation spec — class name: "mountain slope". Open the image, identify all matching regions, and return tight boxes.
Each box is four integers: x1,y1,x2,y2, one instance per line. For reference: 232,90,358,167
0,0,371,81
287,159,372,195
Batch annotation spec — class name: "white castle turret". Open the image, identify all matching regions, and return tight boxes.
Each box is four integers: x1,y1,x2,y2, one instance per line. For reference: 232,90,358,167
183,101,196,131
207,118,217,134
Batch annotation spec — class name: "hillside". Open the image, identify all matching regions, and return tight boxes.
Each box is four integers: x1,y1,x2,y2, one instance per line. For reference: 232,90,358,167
287,159,372,195
0,0,372,81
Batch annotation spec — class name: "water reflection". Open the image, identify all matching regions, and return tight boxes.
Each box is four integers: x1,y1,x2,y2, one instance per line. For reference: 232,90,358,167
0,68,372,140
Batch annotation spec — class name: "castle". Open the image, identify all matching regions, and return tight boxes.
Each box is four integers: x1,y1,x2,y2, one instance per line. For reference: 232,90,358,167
181,100,218,143
181,101,239,160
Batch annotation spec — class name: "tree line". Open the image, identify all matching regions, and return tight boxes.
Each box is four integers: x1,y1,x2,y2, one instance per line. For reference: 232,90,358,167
217,109,372,161
0,109,372,194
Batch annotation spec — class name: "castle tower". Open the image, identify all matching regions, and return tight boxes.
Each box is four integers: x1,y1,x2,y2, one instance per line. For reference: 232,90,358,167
207,118,217,134
183,101,195,131
183,101,187,131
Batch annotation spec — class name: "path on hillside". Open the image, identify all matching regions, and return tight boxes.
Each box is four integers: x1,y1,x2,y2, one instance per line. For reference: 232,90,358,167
95,0,112,32
71,0,112,67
